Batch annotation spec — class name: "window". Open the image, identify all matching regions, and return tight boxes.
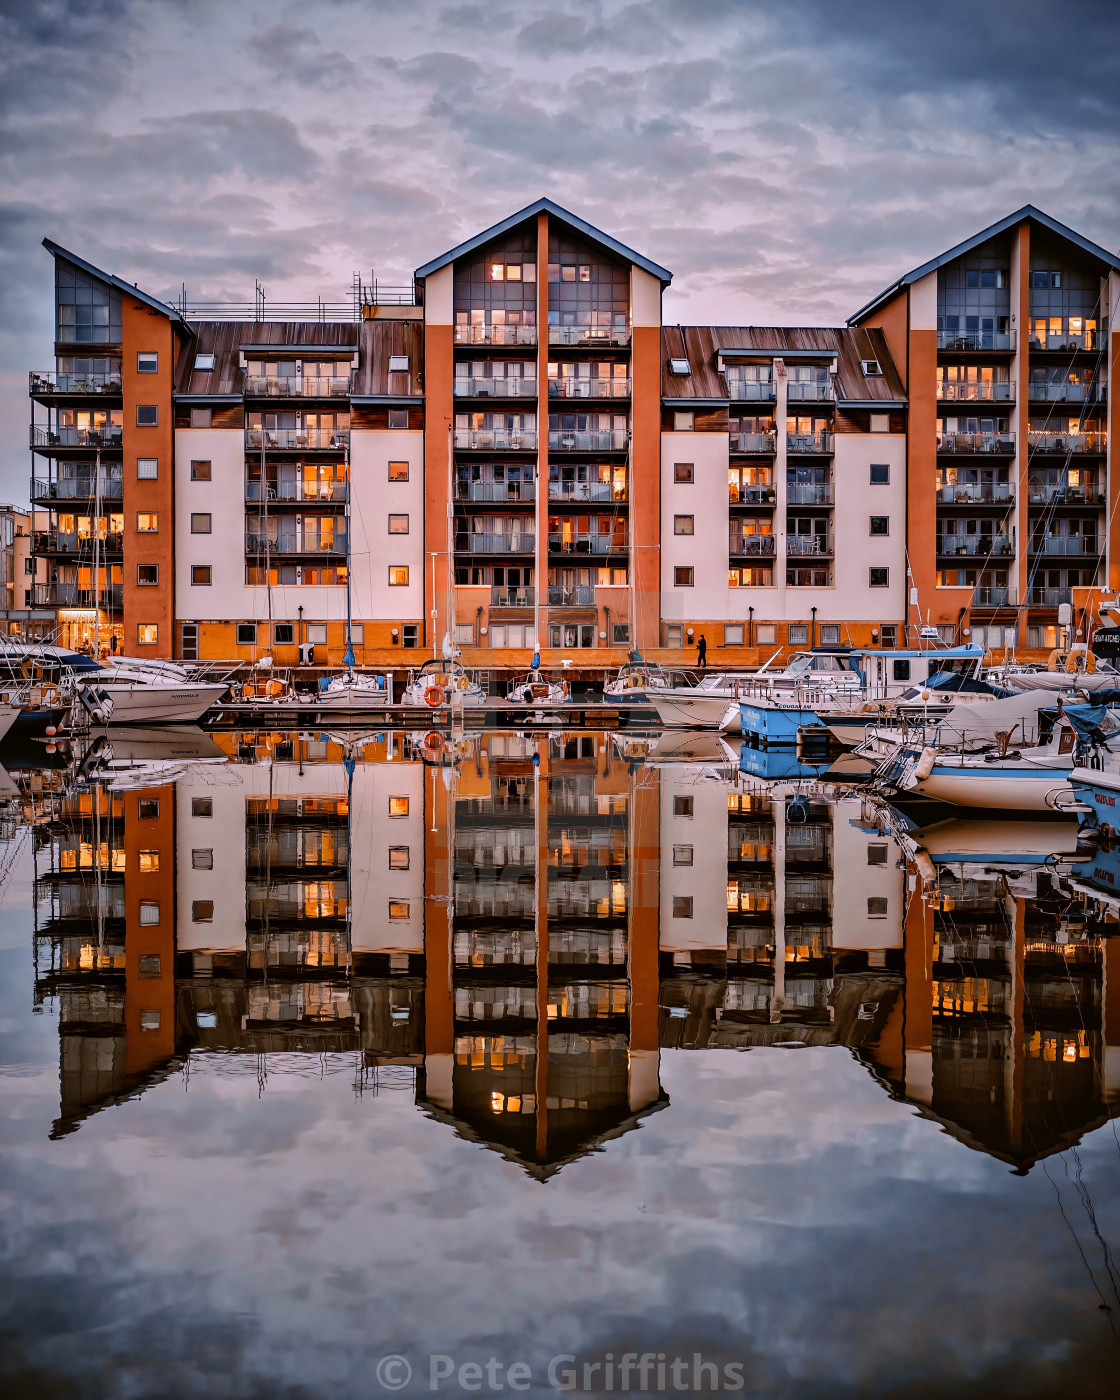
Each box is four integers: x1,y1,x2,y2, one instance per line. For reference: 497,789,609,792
388,355,409,373
274,623,294,644
137,352,158,373
879,624,898,648
139,850,160,873
137,512,159,531
673,795,694,817
673,844,694,866
869,567,889,587
139,799,160,819
192,797,213,818
669,357,691,375
892,660,911,681
819,624,841,645
673,515,694,535
724,623,744,645
388,409,409,429
389,847,410,870
137,623,158,645
870,414,889,433
307,624,327,645
137,457,158,479
402,624,419,648
454,623,475,646
350,624,365,645
389,900,410,921
674,463,694,483
867,845,888,866
867,897,889,918
190,513,211,534
755,623,776,645
190,407,212,429
389,566,409,586
191,566,212,586
674,566,694,587
869,516,889,536
612,623,630,644
138,955,161,979
236,622,257,646
388,514,409,534
190,460,211,481
388,796,409,818
192,849,214,870
788,624,809,645
869,463,889,484
139,901,160,926
137,564,158,585
673,411,694,431
194,352,215,371
196,1011,217,1029
861,359,881,376
388,460,409,481
136,404,158,426
140,1010,161,1031
192,900,214,923
673,896,694,918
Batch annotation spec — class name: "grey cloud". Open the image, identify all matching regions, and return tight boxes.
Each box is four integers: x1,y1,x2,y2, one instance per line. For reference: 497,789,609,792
251,23,359,90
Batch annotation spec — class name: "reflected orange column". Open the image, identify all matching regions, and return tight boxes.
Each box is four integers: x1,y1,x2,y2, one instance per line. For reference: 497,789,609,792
903,870,936,1105
536,211,549,655
123,784,176,1075
1109,322,1120,596
424,308,454,653
1014,223,1031,614
535,742,550,1162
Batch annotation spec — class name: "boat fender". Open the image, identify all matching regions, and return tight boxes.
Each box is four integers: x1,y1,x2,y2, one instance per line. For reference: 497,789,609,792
914,849,937,885
424,685,443,707
913,747,938,781
266,679,285,698
787,794,810,824
455,675,470,691
921,689,931,701
45,725,56,736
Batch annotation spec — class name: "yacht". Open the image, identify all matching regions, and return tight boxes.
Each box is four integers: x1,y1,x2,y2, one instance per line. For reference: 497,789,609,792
506,670,569,707
647,673,755,732
315,670,390,711
0,702,22,748
603,654,688,701
401,658,486,708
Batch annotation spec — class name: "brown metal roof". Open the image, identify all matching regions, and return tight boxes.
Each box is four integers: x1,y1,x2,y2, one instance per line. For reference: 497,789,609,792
174,320,363,395
352,319,424,397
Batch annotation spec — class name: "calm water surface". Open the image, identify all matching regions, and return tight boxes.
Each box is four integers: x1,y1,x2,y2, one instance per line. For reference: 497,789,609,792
1,727,1119,1399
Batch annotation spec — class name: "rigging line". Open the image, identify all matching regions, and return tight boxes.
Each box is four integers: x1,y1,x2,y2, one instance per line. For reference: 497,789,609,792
1041,1157,1120,1343
1067,1146,1120,1310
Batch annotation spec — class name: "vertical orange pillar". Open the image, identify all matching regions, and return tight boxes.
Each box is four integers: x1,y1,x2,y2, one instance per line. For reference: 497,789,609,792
423,764,454,1108
423,282,455,654
1014,224,1032,614
535,741,550,1161
1108,316,1120,596
907,316,940,622
536,212,550,654
123,785,176,1075
903,870,936,1105
631,296,662,652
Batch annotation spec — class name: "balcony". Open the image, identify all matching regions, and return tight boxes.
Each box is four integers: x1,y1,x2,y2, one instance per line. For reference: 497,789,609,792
547,322,631,348
30,474,123,503
1027,430,1106,454
547,535,626,555
731,432,777,453
547,585,596,607
35,531,124,558
31,425,122,450
456,481,536,503
490,586,536,608
787,536,832,557
936,431,1015,454
548,480,623,503
454,376,537,398
936,381,1014,402
247,479,348,504
730,535,776,557
1027,381,1102,403
787,381,835,403
459,533,534,555
37,582,122,609
937,330,1014,351
245,429,349,451
936,536,1013,558
1029,587,1073,606
1028,330,1099,352
1031,537,1099,557
548,429,627,451
727,381,775,402
245,376,351,398
29,371,122,396
1026,484,1104,506
454,428,537,451
972,586,1015,607
787,431,833,454
245,532,346,556
454,324,537,347
786,483,832,505
729,483,776,505
548,376,631,398
936,482,1013,504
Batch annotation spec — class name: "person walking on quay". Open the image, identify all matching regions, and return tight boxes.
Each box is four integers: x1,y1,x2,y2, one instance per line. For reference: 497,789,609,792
696,633,707,669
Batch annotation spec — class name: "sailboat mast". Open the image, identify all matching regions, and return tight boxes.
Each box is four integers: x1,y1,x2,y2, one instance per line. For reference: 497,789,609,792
343,434,354,667
93,446,101,659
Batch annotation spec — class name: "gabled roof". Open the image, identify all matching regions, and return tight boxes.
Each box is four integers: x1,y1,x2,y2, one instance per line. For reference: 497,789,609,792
848,205,1120,326
414,197,672,285
43,238,193,333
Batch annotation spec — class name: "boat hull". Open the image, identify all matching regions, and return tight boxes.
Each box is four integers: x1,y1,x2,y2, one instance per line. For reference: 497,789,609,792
739,699,824,744
912,763,1073,810
650,693,738,730
93,682,228,724
1070,767,1120,827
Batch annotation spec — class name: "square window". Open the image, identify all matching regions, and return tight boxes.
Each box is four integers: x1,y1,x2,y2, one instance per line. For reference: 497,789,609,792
194,353,215,371
191,460,211,481
274,623,294,644
190,407,212,429
673,844,693,866
192,797,213,817
388,796,409,818
140,1010,161,1031
673,895,694,918
673,795,694,817
138,954,161,979
724,623,744,645
819,624,841,645
867,896,888,918
869,567,889,587
350,624,364,645
870,414,890,433
869,516,889,536
139,901,160,926
192,849,214,870
137,564,158,585
879,624,898,647
388,355,409,373
755,623,777,645
307,624,327,644
190,513,211,533
389,566,409,586
138,799,160,819
137,512,159,531
137,457,158,479
137,623,158,645
389,846,410,870
861,359,881,376
673,411,694,431
388,514,409,534
892,659,911,681
402,624,419,648
236,622,257,646
388,409,409,429
869,463,890,484
612,623,630,644
673,515,694,535
191,565,212,586
388,460,409,481
788,624,809,645
389,900,410,921
137,352,158,373
136,404,158,426
192,900,214,922
138,850,160,872
867,845,888,866
674,463,694,483
674,566,694,587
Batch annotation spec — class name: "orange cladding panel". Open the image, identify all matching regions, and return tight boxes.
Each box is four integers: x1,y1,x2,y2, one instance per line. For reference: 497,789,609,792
123,785,176,1074
631,323,661,649
907,326,943,617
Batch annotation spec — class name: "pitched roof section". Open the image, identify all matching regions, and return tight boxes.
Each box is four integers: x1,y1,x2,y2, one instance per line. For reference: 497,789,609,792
173,320,365,394
414,197,672,286
848,205,1120,326
42,238,192,333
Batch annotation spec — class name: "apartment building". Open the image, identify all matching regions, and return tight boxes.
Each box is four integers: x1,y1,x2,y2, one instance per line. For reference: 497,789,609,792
0,503,50,638
25,201,1119,663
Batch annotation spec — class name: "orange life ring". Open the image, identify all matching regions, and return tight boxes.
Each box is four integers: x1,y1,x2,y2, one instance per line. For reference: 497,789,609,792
424,731,444,752
424,685,444,707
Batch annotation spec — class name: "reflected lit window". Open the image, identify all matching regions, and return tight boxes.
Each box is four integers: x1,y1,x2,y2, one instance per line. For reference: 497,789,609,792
138,850,159,872
139,901,159,925
389,900,410,920
389,846,410,870
388,796,409,818
140,1010,161,1030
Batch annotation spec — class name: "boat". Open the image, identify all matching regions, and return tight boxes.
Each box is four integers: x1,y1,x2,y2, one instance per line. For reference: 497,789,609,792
315,671,390,711
647,673,755,732
401,658,486,708
0,702,22,749
82,659,227,724
643,729,739,766
506,669,569,707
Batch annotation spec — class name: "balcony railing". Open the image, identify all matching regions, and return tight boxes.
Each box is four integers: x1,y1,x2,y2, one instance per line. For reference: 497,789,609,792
730,535,776,557
936,537,1013,558
1027,430,1106,454
455,481,536,503
245,376,352,397
547,322,631,347
459,534,534,554
454,324,538,347
31,425,122,449
490,586,535,608
786,381,835,402
547,480,623,503
30,474,123,502
972,586,1015,607
727,381,775,401
1026,485,1104,506
1032,537,1099,557
787,536,832,556
454,428,537,451
731,432,777,453
247,479,348,503
548,376,631,398
35,531,124,557
1027,382,1102,403
937,330,1015,351
786,483,832,505
29,371,122,395
936,431,1015,454
548,535,626,555
548,429,628,451
37,582,123,609
245,532,347,556
936,381,1014,402
936,482,1013,504
1029,587,1073,606
729,483,776,505
454,377,537,398
787,432,833,454
245,429,349,450
547,585,596,607
1028,330,1099,352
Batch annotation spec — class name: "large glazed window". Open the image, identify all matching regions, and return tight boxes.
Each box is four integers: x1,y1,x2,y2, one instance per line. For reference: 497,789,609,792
453,229,538,343
55,260,122,344
547,232,629,341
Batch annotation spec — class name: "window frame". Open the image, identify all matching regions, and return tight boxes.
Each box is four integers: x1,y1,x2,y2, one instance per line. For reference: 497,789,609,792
673,566,695,587
388,460,409,481
136,563,159,586
136,457,158,480
673,462,694,484
388,513,409,535
190,512,212,534
388,565,409,586
673,515,695,536
136,404,158,426
191,565,212,586
190,459,212,481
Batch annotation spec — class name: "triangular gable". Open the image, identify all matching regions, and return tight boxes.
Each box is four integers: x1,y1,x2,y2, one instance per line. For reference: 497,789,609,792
43,238,192,333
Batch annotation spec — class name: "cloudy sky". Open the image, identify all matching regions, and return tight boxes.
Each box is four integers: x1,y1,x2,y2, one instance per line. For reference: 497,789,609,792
2,0,1119,497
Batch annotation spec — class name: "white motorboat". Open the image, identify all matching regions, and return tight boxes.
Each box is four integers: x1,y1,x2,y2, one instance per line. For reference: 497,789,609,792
506,670,569,707
647,673,755,731
604,654,689,701
0,703,21,748
80,661,227,724
316,670,390,710
402,658,486,708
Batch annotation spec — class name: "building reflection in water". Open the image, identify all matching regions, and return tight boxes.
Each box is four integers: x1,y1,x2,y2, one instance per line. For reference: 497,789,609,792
15,728,1120,1172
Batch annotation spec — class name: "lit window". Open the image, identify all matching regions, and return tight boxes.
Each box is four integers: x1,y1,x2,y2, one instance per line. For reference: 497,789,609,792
388,460,408,480
389,566,409,586
137,564,158,585
192,900,214,922
191,460,211,480
137,512,159,531
191,565,212,586
194,353,215,371
136,404,158,426
140,1010,161,1030
137,457,158,479
389,796,409,818
137,623,158,645
139,850,160,872
139,900,160,925
192,849,213,870
388,846,410,870
137,352,158,374
190,513,211,533
389,900,410,920
388,514,409,534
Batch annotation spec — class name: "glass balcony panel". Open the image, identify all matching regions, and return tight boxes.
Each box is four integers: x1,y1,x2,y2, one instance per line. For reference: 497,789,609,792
547,430,627,451
460,534,534,554
730,536,776,557
935,481,1013,504
245,429,350,450
454,377,538,398
936,431,1015,454
786,432,833,453
937,330,1014,350
455,481,536,503
490,586,536,608
547,535,626,555
245,532,347,556
547,480,621,503
786,483,832,505
245,377,352,397
548,377,631,398
731,432,777,452
936,380,1014,401
1029,587,1074,606
786,536,832,556
30,474,123,502
547,322,631,347
727,381,775,401
547,586,596,606
972,586,1014,606
246,478,349,503
29,371,122,395
31,425,123,448
936,536,1012,557
786,380,835,402
1034,537,1099,557
454,428,538,451
454,324,538,346
1027,430,1106,453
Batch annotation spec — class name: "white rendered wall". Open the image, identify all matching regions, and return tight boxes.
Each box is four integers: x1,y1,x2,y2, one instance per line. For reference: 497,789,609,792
660,430,730,623
348,428,424,621
829,431,906,624
830,798,904,950
658,768,729,953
